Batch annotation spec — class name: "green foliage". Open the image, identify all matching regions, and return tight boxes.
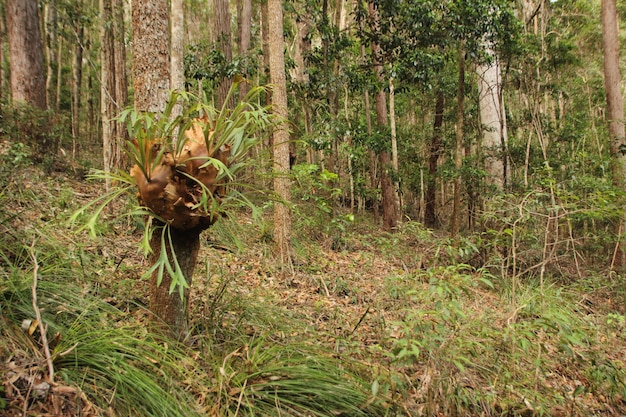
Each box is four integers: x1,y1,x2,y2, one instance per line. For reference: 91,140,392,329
0,104,70,171
200,338,382,416
71,85,272,296
292,163,354,248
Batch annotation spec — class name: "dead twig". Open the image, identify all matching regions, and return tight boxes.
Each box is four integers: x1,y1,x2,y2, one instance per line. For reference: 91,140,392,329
29,240,55,382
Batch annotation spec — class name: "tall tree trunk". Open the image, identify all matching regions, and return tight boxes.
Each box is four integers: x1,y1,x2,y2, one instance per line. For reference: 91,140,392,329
0,1,5,102
601,0,626,269
260,0,270,106
214,0,234,109
71,18,84,157
268,0,293,267
389,75,400,219
101,0,126,188
171,0,184,120
368,1,397,230
360,42,378,220
425,91,444,229
132,0,170,113
238,0,252,100
113,0,128,159
100,0,116,190
6,0,46,110
45,1,57,110
477,44,506,190
451,44,465,236
55,35,62,112
133,0,198,337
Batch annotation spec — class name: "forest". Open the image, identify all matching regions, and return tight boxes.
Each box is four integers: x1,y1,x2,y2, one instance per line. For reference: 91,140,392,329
1,0,626,415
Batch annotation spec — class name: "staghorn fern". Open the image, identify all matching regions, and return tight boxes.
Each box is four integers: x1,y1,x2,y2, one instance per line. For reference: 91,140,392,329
70,83,272,296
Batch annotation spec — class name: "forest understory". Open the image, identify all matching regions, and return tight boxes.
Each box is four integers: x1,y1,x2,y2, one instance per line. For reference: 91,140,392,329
0,158,625,417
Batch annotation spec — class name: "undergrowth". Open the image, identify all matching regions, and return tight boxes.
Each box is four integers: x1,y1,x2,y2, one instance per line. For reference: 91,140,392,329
1,162,626,416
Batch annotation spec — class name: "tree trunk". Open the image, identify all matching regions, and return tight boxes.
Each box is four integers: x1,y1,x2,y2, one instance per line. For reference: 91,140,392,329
268,0,293,266
238,0,252,101
100,0,116,190
132,0,170,113
260,0,270,106
601,0,626,269
170,0,184,121
214,0,234,109
6,0,46,110
0,2,5,102
133,0,199,337
45,2,58,110
101,0,126,188
71,16,84,157
451,44,465,236
477,44,506,190
148,223,202,337
113,0,128,159
368,1,397,230
389,75,401,219
360,42,378,220
425,91,444,229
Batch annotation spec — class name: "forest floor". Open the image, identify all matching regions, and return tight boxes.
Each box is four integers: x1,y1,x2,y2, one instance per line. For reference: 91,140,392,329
1,162,626,416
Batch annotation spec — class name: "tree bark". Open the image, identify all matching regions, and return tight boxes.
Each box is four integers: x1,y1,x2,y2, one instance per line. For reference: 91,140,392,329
101,0,126,188
171,0,184,119
148,223,202,336
6,0,46,110
132,0,170,113
214,0,234,109
100,0,116,189
71,14,84,156
601,0,626,269
113,0,128,159
238,0,252,100
477,44,506,190
368,1,397,230
451,44,465,236
425,91,444,229
268,0,293,266
45,1,58,110
133,0,200,337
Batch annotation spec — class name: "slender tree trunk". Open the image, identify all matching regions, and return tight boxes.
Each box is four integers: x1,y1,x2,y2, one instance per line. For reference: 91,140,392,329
100,0,127,189
425,91,444,228
45,2,57,110
6,0,46,110
0,2,5,102
214,0,234,109
451,44,465,236
71,19,84,157
389,75,401,219
368,1,397,230
100,0,118,190
238,0,252,100
601,0,626,269
361,43,378,220
268,0,293,267
55,36,62,112
261,0,270,107
171,0,184,120
113,0,128,163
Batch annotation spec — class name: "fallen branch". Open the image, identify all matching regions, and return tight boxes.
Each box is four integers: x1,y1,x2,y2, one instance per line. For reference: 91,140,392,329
30,241,55,382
